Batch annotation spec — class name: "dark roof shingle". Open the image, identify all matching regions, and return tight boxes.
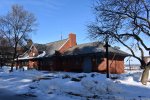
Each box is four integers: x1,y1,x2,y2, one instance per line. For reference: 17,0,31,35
35,39,68,57
20,39,68,58
63,42,129,56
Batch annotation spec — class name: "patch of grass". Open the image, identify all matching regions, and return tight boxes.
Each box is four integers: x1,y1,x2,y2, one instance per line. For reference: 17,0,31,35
29,86,36,89
62,74,71,79
66,92,81,96
48,92,53,94
91,74,95,77
78,75,86,79
32,77,52,82
17,93,37,97
110,76,119,80
71,77,81,82
66,92,99,99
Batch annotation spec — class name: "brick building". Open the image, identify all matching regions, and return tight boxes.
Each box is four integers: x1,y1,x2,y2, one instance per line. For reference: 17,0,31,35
16,33,129,74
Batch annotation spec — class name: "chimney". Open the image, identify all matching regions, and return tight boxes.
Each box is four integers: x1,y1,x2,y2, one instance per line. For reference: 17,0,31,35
69,33,76,47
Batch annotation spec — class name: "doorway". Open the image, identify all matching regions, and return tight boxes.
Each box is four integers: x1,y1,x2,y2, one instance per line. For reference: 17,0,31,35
82,57,92,73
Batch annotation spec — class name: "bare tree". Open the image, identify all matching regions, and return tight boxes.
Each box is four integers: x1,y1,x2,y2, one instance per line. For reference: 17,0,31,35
0,4,37,71
88,0,150,85
88,0,150,68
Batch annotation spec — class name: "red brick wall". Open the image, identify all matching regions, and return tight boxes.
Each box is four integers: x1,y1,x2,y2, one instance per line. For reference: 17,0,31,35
17,56,125,74
69,33,76,48
61,56,125,74
29,46,38,57
98,57,124,74
27,46,39,69
62,57,83,72
28,60,38,69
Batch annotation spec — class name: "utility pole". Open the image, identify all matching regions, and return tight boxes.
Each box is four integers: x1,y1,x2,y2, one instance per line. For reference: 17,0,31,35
129,59,132,71
60,32,63,40
126,57,132,70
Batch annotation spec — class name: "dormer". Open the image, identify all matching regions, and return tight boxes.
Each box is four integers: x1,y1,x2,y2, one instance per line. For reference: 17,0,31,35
28,45,38,57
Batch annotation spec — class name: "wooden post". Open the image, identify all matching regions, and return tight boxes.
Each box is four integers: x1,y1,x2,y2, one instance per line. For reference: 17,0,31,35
104,36,110,78
106,41,109,78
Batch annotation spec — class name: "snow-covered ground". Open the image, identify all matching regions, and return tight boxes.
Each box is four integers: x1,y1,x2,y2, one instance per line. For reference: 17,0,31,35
0,66,149,100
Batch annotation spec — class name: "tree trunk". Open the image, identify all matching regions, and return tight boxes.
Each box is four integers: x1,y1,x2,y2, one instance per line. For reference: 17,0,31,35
139,60,146,69
10,62,14,72
10,43,17,72
16,55,19,70
141,64,150,85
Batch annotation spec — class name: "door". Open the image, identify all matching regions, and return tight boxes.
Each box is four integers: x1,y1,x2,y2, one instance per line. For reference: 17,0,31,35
83,57,92,73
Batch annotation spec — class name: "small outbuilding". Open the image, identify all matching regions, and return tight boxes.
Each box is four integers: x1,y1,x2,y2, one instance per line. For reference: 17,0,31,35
16,33,129,74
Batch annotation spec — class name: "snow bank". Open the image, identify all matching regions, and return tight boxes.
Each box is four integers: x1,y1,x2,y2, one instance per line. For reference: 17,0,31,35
0,67,149,100
81,78,122,95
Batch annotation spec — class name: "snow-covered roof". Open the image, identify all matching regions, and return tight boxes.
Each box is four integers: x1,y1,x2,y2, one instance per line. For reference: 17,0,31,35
63,42,129,56
18,39,68,60
18,41,129,60
17,51,46,60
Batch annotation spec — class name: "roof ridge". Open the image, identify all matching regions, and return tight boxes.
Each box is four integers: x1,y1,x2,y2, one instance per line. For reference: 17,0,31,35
46,38,68,45
71,41,103,47
32,38,68,45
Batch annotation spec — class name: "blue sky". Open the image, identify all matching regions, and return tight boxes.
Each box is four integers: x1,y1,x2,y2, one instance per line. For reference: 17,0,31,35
0,0,95,44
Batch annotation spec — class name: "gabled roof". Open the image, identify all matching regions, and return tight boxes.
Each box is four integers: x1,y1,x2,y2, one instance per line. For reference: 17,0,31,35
19,39,68,59
63,42,129,56
35,38,68,57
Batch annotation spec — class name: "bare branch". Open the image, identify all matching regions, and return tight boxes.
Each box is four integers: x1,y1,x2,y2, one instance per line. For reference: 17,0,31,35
0,4,37,71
